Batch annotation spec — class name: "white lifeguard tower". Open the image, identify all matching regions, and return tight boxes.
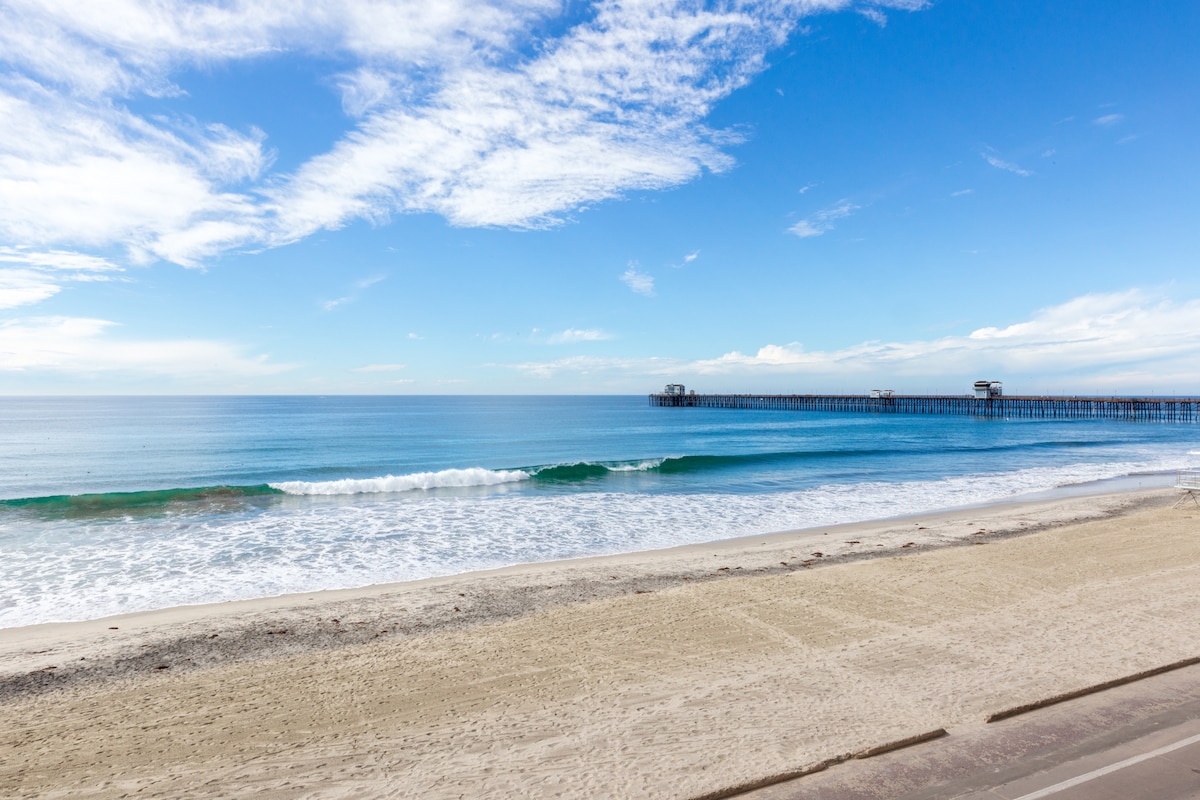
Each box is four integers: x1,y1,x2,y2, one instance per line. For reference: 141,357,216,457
1176,470,1200,508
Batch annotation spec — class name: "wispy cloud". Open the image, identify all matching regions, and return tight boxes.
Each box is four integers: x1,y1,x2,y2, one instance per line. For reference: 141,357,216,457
504,290,1200,393
672,250,700,268
857,0,928,25
621,264,655,296
857,8,888,26
0,247,123,310
687,290,1200,382
981,149,1033,177
1093,113,1125,127
351,363,406,372
788,198,859,238
0,316,294,378
321,273,386,311
511,354,677,380
0,1,938,267
950,188,973,197
547,328,611,344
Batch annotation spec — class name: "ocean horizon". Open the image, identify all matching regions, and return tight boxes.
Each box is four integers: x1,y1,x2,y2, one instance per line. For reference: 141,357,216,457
3,394,1198,629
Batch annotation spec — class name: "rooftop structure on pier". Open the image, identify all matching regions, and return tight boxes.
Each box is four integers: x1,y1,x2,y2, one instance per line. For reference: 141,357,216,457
974,380,1003,399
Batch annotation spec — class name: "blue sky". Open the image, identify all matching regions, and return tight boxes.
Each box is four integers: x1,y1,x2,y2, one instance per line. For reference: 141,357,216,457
1,0,1198,395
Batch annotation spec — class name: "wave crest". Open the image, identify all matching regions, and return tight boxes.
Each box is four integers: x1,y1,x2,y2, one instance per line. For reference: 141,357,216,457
271,468,531,496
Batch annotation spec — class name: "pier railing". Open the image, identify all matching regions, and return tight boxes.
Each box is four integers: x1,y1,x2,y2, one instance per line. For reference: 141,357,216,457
648,393,1200,422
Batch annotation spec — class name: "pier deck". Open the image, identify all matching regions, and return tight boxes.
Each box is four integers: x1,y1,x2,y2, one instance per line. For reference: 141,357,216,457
649,393,1200,422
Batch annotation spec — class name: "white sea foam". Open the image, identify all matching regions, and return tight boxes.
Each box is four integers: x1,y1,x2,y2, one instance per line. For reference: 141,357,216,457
271,467,531,495
604,459,667,472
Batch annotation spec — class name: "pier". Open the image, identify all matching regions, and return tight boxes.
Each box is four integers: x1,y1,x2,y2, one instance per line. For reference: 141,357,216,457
648,393,1200,422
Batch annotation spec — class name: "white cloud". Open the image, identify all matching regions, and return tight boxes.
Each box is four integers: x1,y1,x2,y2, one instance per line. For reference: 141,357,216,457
672,249,700,268
0,1,550,98
0,269,63,309
504,290,1200,393
0,1,939,267
621,264,655,296
266,0,812,238
354,274,385,289
687,290,1200,382
788,198,859,237
1093,113,1124,127
0,88,267,266
0,247,123,309
547,328,611,344
511,354,677,379
981,150,1033,177
322,273,385,310
872,0,930,9
0,315,294,378
352,363,406,372
858,8,888,26
950,188,973,197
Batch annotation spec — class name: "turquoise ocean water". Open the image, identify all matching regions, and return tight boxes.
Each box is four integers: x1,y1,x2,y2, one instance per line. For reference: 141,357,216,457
2,395,1199,628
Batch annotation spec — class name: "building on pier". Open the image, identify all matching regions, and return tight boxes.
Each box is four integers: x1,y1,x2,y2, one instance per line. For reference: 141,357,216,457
974,380,1003,399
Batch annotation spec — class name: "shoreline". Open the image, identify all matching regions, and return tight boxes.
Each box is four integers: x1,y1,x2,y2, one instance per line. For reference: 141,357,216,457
0,485,1175,696
2,484,1197,798
0,468,1183,632
2,471,1176,633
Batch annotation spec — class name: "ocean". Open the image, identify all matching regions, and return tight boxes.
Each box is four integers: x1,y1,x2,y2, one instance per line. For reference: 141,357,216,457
2,395,1198,629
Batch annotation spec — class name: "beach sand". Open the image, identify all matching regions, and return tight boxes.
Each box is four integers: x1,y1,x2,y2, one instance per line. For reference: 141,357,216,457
1,488,1197,798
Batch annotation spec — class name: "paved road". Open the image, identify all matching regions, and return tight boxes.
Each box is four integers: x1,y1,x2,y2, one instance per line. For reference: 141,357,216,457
735,663,1200,800
960,724,1200,800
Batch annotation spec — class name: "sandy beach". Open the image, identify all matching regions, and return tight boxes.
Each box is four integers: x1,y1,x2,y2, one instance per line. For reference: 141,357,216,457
2,487,1198,798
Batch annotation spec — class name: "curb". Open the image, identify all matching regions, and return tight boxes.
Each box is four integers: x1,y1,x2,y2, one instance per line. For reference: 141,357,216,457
689,728,948,800
690,657,1200,799
986,656,1200,723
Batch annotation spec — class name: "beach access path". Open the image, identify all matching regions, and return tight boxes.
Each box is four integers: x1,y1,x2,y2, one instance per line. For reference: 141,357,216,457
1,488,1197,799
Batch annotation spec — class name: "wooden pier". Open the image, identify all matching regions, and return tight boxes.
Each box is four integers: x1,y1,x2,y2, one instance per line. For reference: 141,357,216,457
649,393,1200,422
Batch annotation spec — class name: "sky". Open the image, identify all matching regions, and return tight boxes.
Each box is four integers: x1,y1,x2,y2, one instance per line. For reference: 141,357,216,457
1,0,1198,395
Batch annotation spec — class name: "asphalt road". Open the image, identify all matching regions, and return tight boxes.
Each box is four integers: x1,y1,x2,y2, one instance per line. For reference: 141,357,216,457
734,662,1200,800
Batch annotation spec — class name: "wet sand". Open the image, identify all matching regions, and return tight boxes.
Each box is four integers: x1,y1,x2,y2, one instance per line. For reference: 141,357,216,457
1,488,1197,798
